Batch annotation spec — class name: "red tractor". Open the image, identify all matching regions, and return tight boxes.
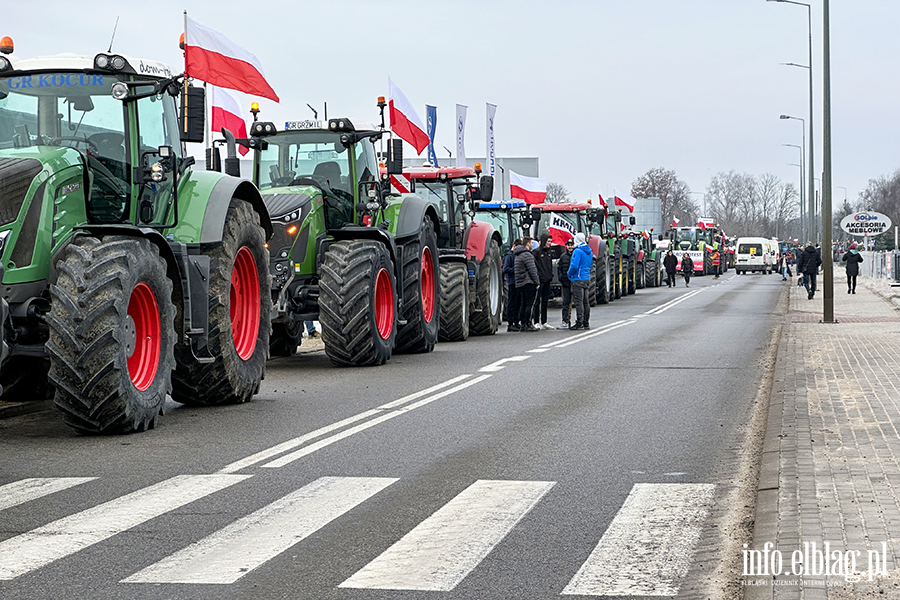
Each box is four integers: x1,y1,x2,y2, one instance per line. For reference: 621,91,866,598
402,165,502,340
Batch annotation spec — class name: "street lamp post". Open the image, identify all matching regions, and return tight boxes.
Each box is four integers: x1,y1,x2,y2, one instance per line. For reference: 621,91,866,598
780,114,806,239
769,0,816,244
823,0,834,322
784,142,804,240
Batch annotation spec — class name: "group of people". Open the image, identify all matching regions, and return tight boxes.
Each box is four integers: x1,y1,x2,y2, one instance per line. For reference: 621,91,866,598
775,240,862,299
660,249,722,287
502,233,593,332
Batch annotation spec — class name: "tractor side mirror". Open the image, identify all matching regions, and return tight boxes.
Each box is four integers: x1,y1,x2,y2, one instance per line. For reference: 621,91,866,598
479,175,494,202
386,138,403,175
630,216,636,225
180,86,205,143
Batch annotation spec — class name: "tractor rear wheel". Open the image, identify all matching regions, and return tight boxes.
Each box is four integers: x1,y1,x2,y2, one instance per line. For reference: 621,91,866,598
588,260,598,307
646,259,658,288
270,320,303,357
438,262,469,342
47,236,175,434
395,223,439,353
636,261,645,289
319,240,397,366
172,199,270,406
627,260,636,295
614,257,623,299
469,239,502,336
596,255,611,304
703,253,712,276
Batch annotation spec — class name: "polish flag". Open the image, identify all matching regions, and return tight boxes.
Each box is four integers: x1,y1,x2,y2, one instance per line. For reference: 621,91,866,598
698,217,714,230
389,78,429,154
548,212,576,245
697,221,707,231
672,216,680,227
597,185,607,207
613,188,635,212
619,223,627,233
510,171,547,204
185,17,279,102
210,86,249,156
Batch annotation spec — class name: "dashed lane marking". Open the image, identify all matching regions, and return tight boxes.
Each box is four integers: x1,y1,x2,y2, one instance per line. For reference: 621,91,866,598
0,478,97,512
479,355,531,372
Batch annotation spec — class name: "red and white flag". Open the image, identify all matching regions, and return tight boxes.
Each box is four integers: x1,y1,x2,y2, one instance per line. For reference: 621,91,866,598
672,216,680,227
389,78,429,154
510,171,547,204
210,86,249,156
548,212,576,246
613,187,635,212
597,185,607,208
184,16,279,102
698,217,714,230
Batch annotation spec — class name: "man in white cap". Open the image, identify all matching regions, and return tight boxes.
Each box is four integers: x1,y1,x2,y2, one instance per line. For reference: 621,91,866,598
566,232,592,330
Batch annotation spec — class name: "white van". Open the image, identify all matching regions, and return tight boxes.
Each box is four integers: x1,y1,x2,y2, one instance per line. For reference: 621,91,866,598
735,237,773,274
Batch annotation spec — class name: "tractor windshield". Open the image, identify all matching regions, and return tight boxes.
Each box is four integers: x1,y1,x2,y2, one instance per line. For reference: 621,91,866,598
0,71,137,222
475,209,513,250
257,131,353,198
675,229,699,246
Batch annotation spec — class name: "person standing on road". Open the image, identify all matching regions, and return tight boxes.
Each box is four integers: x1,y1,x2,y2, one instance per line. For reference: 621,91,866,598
515,236,540,332
681,253,694,287
557,238,574,329
532,233,554,329
663,249,678,287
777,252,788,281
842,243,864,295
304,321,319,338
798,241,822,300
503,239,521,331
567,232,592,330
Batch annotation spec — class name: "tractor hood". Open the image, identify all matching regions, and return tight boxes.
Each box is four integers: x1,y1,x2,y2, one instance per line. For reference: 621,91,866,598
0,156,43,227
263,189,316,222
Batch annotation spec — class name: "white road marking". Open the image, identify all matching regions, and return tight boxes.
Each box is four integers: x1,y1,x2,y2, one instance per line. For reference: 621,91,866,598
479,355,531,372
0,478,97,512
539,322,626,349
340,479,555,591
527,348,549,353
218,374,474,473
554,320,636,348
561,483,716,596
0,474,250,580
262,375,493,468
123,476,397,585
649,290,702,315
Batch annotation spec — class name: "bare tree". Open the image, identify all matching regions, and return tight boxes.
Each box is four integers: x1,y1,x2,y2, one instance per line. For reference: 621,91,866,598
630,167,695,226
545,182,570,204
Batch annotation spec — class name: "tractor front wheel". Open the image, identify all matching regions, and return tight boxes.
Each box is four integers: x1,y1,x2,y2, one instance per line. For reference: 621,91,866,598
395,223,439,353
270,320,304,357
438,262,469,342
319,240,397,366
469,239,502,336
588,260,598,307
596,255,611,304
646,259,658,288
172,199,270,406
47,236,175,434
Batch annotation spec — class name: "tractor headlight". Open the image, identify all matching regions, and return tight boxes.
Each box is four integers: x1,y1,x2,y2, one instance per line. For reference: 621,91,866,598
110,55,126,70
150,162,165,182
94,54,110,69
0,57,11,72
111,82,129,100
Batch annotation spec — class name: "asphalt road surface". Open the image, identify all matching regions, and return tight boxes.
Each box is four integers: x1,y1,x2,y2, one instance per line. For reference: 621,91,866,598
0,271,784,599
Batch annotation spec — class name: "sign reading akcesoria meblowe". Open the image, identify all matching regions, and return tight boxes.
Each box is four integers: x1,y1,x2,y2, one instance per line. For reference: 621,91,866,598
840,211,893,236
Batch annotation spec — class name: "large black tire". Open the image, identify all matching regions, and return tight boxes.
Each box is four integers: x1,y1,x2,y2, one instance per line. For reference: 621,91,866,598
646,259,658,288
588,260,598,307
47,236,175,434
319,240,397,366
596,255,611,304
395,223,439,353
172,200,270,405
636,261,645,289
438,262,469,342
270,320,303,357
627,260,636,295
614,256,623,299
469,239,502,336
0,357,52,402
501,280,509,323
703,252,712,277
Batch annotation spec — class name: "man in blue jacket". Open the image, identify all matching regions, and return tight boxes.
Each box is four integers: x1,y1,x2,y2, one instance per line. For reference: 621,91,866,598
567,232,593,330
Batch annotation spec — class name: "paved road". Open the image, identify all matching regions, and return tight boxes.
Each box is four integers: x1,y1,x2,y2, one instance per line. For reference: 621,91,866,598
0,271,784,599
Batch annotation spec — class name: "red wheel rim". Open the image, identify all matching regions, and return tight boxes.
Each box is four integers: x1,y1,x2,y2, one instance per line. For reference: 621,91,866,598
420,246,435,323
231,246,261,360
127,282,161,391
374,268,394,340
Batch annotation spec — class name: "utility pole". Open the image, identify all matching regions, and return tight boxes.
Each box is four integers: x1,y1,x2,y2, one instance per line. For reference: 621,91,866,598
822,0,834,322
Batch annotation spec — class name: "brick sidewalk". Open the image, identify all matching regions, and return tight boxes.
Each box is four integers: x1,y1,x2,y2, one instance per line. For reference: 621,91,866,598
745,273,900,598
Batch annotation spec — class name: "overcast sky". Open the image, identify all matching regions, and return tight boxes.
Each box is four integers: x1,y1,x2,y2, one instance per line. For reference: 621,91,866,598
8,0,899,210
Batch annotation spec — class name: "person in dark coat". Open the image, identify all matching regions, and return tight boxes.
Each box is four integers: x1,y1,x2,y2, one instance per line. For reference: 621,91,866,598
798,241,822,299
681,253,694,287
557,238,574,328
531,233,554,329
514,236,540,331
503,239,522,331
663,249,678,287
842,242,864,294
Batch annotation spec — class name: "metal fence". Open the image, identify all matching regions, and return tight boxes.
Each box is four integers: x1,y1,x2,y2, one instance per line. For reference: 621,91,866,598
856,251,900,281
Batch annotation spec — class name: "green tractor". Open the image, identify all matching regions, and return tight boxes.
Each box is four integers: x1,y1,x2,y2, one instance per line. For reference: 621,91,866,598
245,108,440,366
0,47,272,433
630,230,663,289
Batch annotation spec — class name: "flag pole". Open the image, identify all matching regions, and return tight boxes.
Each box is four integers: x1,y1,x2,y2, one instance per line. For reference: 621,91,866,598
182,11,189,138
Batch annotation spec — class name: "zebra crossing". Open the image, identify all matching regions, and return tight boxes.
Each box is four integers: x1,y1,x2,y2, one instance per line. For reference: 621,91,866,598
0,474,716,595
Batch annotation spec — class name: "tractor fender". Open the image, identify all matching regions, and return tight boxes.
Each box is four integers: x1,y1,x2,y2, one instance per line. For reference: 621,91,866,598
394,196,440,241
200,177,274,244
463,221,499,262
637,248,645,262
588,235,602,260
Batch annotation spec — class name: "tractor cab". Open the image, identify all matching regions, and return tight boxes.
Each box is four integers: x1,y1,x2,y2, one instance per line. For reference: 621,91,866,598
474,198,524,253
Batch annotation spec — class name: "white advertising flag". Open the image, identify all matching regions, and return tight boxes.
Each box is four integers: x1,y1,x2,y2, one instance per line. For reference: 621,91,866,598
485,103,497,178
456,104,467,167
